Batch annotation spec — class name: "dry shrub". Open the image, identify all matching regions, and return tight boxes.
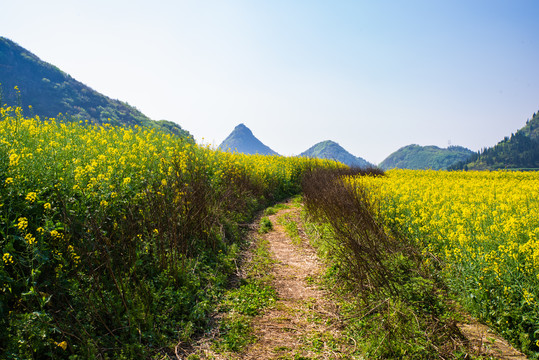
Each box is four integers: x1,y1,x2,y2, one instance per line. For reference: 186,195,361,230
302,167,413,296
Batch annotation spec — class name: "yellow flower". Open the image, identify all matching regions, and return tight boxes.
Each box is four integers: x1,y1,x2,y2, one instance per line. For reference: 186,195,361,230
44,202,52,210
25,192,37,203
50,230,63,240
25,233,36,245
17,217,28,231
523,289,535,305
2,252,13,265
5,177,13,185
56,341,67,350
123,177,131,185
68,245,81,264
9,153,20,166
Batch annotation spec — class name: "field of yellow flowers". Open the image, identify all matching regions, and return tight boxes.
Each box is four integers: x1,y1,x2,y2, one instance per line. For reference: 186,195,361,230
348,169,539,357
0,105,342,359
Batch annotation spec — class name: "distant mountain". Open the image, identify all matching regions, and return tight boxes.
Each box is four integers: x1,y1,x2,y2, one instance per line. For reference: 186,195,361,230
299,140,373,168
0,37,192,139
450,111,539,170
379,144,474,170
219,124,279,155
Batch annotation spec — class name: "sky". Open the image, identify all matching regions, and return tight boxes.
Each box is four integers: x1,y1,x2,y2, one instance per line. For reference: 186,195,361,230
2,0,539,164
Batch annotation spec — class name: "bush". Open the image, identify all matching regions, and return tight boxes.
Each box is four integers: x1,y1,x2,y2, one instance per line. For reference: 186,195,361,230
0,106,343,358
301,168,465,358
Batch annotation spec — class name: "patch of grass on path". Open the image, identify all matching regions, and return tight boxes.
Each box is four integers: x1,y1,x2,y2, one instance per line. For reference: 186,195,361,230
264,202,291,215
277,213,302,245
258,216,274,234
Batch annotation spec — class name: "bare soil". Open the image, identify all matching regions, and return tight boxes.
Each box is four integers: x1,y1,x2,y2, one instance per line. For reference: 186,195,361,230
457,314,527,359
236,207,352,359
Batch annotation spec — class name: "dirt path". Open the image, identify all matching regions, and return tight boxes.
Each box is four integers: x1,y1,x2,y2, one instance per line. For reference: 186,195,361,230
186,202,528,360
458,316,527,359
239,207,351,359
186,203,353,359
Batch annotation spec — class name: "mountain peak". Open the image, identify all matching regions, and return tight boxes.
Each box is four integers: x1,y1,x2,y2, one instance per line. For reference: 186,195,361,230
300,140,373,168
232,123,254,136
219,124,279,156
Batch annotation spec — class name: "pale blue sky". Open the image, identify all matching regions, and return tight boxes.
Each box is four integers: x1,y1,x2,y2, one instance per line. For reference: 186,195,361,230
2,0,539,164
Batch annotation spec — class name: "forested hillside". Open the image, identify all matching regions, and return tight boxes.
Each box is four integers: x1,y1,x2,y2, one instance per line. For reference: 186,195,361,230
0,37,191,138
379,144,474,170
450,111,539,170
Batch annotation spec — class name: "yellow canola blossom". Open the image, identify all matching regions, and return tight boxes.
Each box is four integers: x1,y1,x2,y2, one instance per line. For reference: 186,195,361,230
17,217,28,231
2,252,14,265
25,233,36,245
25,192,37,203
347,169,539,317
0,104,343,270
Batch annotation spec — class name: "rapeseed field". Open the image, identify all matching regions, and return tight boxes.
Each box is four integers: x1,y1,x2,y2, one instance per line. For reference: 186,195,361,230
0,105,341,358
349,169,539,355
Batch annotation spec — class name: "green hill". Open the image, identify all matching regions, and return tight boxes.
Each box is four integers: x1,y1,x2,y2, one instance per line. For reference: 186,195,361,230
299,140,373,168
379,144,474,170
0,36,192,139
450,111,539,170
219,123,279,155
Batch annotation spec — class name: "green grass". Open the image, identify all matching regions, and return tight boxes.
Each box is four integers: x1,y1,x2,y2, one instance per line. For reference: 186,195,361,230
263,203,290,216
277,213,302,245
258,216,273,234
215,236,276,353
